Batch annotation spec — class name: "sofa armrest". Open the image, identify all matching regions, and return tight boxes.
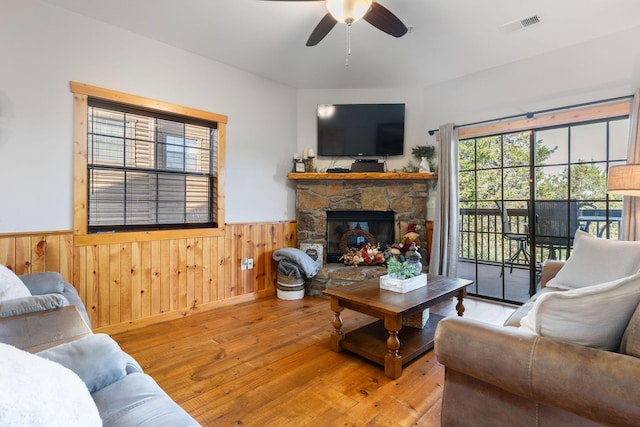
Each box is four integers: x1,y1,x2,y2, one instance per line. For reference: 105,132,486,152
435,317,640,426
539,260,565,288
37,333,136,393
0,294,69,318
18,271,91,327
60,283,91,327
17,272,90,327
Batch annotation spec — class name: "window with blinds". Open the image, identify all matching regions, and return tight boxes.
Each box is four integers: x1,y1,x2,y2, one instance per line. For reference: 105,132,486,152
87,101,218,232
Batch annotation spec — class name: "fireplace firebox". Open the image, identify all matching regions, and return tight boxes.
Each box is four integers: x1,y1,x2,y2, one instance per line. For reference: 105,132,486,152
326,210,395,263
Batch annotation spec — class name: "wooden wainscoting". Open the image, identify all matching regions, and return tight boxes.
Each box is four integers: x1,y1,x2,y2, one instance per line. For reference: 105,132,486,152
0,222,297,331
0,231,74,281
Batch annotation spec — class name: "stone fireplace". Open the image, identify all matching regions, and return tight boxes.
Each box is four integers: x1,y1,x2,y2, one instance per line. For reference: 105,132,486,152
326,210,395,263
289,172,436,295
290,173,435,265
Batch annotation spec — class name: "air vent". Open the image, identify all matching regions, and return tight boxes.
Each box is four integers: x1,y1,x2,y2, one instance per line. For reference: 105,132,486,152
501,14,541,32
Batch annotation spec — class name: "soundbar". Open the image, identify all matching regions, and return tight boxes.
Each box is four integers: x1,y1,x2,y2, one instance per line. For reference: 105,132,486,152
327,168,350,173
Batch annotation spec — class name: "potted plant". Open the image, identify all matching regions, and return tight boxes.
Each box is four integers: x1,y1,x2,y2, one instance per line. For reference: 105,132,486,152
411,145,437,173
386,257,420,279
380,257,427,293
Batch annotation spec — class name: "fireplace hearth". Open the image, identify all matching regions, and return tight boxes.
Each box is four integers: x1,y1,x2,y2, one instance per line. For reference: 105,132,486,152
326,210,395,263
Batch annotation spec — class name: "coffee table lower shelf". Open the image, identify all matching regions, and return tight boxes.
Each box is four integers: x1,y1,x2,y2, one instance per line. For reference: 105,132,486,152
338,313,444,368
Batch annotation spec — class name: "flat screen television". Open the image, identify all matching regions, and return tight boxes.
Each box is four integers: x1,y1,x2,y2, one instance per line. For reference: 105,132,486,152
317,103,405,157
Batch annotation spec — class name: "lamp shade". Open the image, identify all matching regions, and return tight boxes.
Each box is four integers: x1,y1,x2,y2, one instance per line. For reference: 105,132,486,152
607,164,640,196
326,0,372,24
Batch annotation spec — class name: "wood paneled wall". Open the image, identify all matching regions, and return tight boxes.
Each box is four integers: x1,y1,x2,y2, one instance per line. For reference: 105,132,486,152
0,222,296,331
0,231,74,280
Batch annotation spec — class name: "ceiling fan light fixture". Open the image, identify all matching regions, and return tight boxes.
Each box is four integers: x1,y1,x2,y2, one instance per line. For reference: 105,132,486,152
326,0,373,25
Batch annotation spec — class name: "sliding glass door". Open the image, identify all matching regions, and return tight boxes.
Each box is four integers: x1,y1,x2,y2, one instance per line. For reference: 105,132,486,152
459,131,534,303
458,116,628,304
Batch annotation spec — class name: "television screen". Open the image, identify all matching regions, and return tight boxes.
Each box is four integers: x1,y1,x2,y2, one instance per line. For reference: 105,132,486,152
317,103,405,157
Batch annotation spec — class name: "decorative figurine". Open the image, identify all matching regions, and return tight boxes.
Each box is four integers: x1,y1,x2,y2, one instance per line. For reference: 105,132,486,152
404,242,423,274
419,157,431,173
400,223,421,253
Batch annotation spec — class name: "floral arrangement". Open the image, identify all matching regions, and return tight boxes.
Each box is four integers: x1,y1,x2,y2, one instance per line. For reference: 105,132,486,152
340,243,386,266
386,257,421,279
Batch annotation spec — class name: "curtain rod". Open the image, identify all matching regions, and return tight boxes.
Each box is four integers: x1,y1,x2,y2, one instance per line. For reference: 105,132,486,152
427,94,633,136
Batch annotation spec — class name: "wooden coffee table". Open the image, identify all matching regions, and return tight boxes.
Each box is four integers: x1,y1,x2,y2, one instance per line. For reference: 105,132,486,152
323,274,473,379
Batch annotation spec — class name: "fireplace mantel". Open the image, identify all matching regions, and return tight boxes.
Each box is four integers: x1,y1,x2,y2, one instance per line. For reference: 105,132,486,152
288,172,437,181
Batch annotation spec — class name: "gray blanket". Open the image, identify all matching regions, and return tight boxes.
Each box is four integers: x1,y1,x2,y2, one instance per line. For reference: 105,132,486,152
273,247,320,279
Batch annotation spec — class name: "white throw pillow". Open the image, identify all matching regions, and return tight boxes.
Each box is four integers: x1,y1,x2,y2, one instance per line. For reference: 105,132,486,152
0,264,31,302
546,230,640,290
0,343,102,426
520,272,640,350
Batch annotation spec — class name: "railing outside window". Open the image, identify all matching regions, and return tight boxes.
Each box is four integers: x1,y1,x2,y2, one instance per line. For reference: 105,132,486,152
458,207,622,267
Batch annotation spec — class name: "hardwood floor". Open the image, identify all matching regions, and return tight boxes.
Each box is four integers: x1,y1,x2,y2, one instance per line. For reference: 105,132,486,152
110,294,515,427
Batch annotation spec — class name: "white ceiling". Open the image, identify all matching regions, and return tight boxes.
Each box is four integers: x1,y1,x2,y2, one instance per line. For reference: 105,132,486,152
42,0,640,89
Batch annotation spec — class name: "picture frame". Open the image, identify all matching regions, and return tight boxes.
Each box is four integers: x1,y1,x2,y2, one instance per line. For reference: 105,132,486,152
299,243,323,267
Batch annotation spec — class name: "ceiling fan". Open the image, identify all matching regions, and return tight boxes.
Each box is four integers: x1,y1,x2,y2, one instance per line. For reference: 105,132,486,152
263,0,408,46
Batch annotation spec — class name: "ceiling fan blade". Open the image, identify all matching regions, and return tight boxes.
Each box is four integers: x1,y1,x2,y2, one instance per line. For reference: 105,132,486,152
306,13,338,46
363,2,408,38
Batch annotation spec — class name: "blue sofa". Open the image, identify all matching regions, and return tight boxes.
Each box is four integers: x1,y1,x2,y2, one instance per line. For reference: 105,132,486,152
0,271,199,426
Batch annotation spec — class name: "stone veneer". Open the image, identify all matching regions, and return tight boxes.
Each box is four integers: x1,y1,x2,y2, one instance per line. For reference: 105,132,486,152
291,175,435,295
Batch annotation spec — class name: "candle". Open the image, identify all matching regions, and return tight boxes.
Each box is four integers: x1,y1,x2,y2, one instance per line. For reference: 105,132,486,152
307,148,315,158
303,148,309,158
294,152,300,159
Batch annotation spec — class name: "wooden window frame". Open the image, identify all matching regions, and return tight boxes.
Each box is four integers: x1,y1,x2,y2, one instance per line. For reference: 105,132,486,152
71,82,227,244
458,100,630,139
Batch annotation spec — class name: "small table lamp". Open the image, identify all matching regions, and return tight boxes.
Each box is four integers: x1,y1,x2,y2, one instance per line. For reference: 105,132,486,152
607,164,640,196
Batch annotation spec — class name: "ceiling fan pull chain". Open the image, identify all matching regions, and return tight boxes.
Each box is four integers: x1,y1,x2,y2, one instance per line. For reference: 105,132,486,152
345,24,352,66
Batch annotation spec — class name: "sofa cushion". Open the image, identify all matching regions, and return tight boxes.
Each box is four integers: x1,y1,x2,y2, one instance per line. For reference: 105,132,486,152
0,264,31,302
37,333,130,393
503,286,563,327
620,303,640,357
92,372,200,427
546,230,640,290
19,271,65,295
0,293,69,318
0,343,101,426
520,272,640,350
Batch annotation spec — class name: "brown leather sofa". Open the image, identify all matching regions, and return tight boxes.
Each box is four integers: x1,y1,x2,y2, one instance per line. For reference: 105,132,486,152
434,261,640,426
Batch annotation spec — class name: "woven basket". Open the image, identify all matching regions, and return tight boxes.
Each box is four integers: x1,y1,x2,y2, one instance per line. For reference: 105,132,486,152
275,282,306,292
276,271,304,286
276,272,305,300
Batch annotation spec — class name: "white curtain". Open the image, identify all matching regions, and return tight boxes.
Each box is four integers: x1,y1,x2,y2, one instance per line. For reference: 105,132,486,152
430,123,459,276
623,88,640,241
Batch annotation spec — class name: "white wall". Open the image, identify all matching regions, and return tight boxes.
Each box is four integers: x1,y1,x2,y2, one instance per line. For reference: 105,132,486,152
0,0,298,233
4,1,640,234
297,26,640,165
422,25,640,145
295,27,640,220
